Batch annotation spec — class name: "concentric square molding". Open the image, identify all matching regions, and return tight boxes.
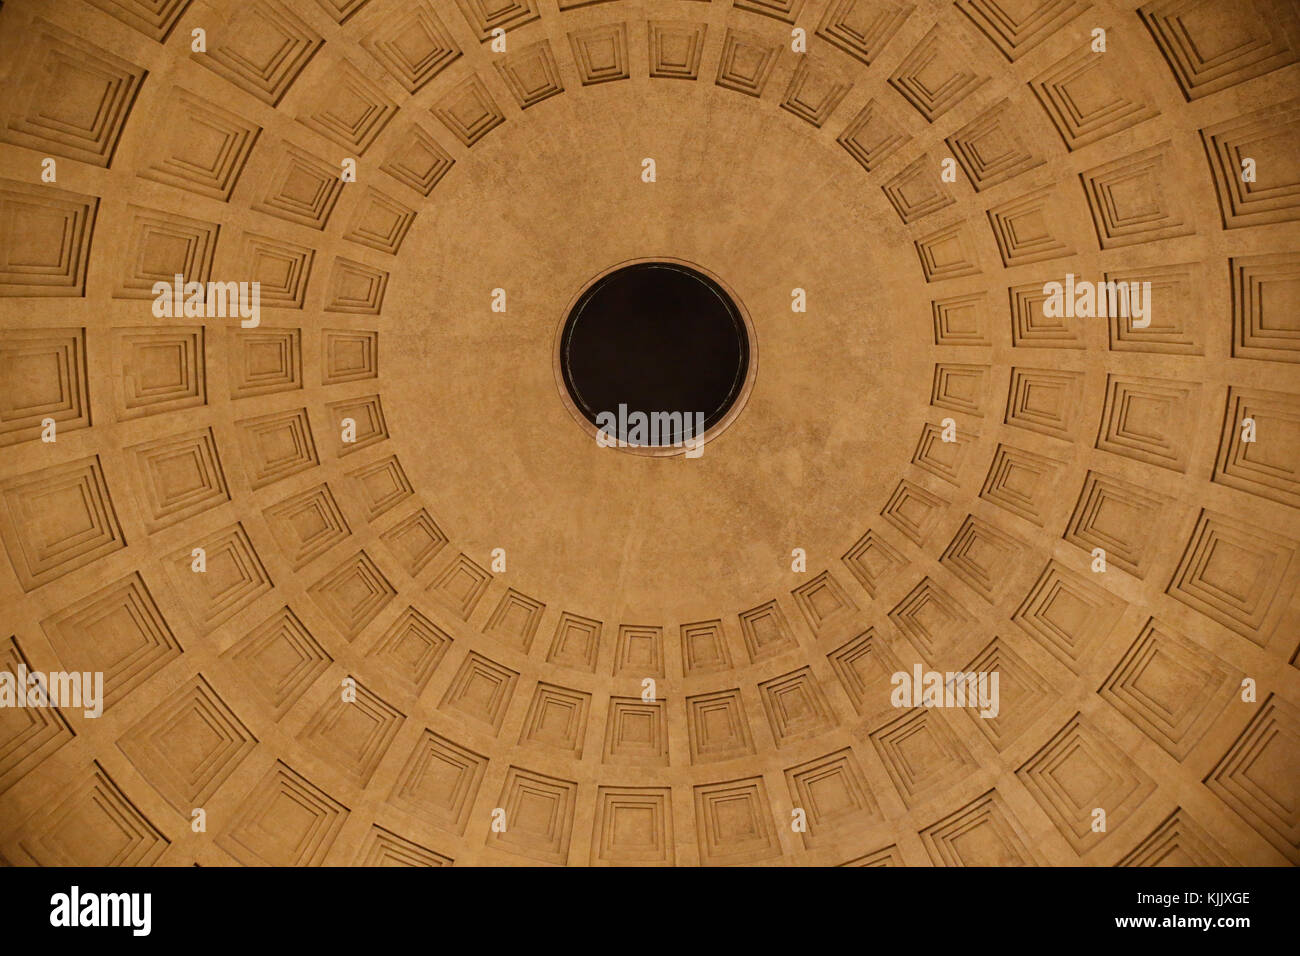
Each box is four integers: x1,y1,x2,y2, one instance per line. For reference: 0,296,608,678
962,636,1053,751
837,98,909,172
1165,509,1297,646
1078,142,1193,248
117,674,257,813
939,514,1027,603
781,58,853,127
114,205,219,298
843,844,904,866
1230,253,1300,363
356,826,452,867
127,426,230,532
888,575,975,659
2,20,147,167
686,688,754,763
920,789,1037,866
41,572,182,713
1016,713,1156,855
1139,0,1300,101
986,187,1076,267
735,0,808,23
137,89,261,201
715,29,782,98
251,144,345,231
648,21,707,81
379,508,448,578
230,327,302,400
1095,374,1198,473
343,189,417,256
322,329,379,386
427,552,492,620
361,2,461,94
1012,559,1126,671
432,74,506,147
240,233,314,309
519,682,590,757
914,222,982,282
327,258,391,314
439,651,518,733
693,776,781,865
346,455,413,520
827,627,905,719
931,363,988,416
738,598,798,662
455,0,540,41
759,666,837,745
569,22,631,86
297,675,405,786
1213,386,1300,505
1200,100,1300,229
816,0,913,67
314,0,371,25
547,610,602,671
1204,694,1300,863
381,125,455,199
220,761,348,866
235,406,319,488
86,0,194,41
841,528,905,597
603,697,669,766
680,618,733,674
1099,618,1236,761
1063,470,1169,579
389,729,488,834
1004,366,1083,441
487,765,577,864
307,549,397,642
112,326,206,420
612,624,664,677
880,479,948,546
980,443,1067,526
955,0,1089,61
784,747,879,848
591,786,674,866
913,418,975,486
195,0,324,106
1106,262,1203,354
0,180,98,297
11,762,168,866
791,569,858,633
0,455,126,592
221,606,332,719
326,394,390,456
366,605,452,693
1010,282,1082,349
946,99,1046,190
888,26,988,123
881,153,955,224
496,39,565,109
0,327,90,446
163,522,273,633
869,708,977,808
0,636,73,796
1118,808,1234,867
1030,45,1158,151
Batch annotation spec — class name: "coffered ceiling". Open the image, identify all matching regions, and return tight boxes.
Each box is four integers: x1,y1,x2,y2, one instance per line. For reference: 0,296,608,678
0,0,1296,867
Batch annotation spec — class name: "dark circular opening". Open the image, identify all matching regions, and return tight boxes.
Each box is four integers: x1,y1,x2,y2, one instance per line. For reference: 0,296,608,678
560,262,750,447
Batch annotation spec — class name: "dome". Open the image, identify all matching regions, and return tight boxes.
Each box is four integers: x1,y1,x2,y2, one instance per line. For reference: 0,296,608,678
0,0,1296,868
